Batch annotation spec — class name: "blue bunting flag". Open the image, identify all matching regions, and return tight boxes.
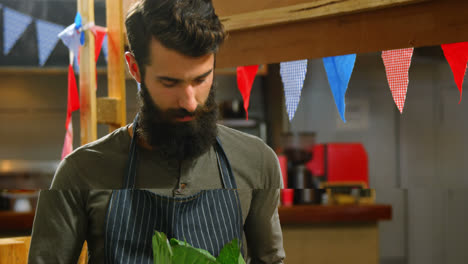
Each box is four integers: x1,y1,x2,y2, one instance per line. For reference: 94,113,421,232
3,7,33,55
323,54,356,122
35,19,65,66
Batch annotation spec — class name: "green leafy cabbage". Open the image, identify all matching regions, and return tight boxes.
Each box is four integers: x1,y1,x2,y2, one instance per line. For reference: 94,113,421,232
152,231,246,264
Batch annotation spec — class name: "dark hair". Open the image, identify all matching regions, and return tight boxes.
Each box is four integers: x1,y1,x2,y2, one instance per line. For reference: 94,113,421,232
125,0,226,75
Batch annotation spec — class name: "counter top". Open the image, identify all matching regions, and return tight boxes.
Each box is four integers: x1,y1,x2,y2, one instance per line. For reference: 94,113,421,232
278,204,392,224
0,211,35,232
0,204,392,231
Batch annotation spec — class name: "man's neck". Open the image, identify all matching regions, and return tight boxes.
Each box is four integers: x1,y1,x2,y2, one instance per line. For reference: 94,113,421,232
127,124,153,150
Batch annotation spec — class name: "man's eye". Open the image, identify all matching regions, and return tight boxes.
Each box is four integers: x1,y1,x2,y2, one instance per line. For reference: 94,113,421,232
161,81,177,88
194,78,206,85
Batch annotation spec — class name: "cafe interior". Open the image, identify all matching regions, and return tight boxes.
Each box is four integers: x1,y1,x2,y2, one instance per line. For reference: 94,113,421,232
1,0,468,263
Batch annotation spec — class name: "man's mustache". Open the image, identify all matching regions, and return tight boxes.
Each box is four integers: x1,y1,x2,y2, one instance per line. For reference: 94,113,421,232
160,103,217,120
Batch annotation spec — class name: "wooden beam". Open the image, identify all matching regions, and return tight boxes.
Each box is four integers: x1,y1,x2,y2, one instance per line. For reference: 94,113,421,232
97,97,121,125
78,0,97,145
216,0,468,68
220,0,425,31
213,0,314,17
215,64,268,75
106,0,127,131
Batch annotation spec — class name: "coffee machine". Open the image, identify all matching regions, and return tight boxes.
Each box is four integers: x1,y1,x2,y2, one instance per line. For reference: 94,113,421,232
280,133,322,204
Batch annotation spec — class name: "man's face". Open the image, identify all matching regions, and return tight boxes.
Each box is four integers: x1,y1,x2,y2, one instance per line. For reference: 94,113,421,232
134,37,219,162
143,37,215,121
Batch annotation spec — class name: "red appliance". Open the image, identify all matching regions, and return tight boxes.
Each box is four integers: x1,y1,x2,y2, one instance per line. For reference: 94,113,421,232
306,143,369,187
277,154,294,206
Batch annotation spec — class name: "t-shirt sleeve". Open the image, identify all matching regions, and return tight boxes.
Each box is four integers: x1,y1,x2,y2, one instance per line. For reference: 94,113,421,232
243,144,285,263
28,159,88,263
50,157,84,189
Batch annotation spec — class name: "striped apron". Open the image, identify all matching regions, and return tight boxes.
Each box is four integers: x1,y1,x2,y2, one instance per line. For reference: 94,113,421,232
104,117,244,264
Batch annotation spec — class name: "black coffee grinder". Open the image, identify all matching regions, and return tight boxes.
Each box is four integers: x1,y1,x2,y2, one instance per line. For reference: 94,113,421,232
282,133,316,204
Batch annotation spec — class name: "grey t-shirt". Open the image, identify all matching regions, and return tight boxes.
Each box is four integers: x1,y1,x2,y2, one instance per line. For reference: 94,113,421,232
28,124,285,263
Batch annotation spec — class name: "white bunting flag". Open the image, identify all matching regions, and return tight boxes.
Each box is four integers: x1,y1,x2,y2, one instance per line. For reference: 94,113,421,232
280,59,308,121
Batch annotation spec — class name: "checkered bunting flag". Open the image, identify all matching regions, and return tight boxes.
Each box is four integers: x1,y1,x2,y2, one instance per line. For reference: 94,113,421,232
280,60,308,121
382,48,414,113
323,54,356,123
36,19,65,66
3,7,33,55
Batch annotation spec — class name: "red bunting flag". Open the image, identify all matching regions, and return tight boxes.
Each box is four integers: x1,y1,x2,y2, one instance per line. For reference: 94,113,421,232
382,48,414,113
66,64,80,129
61,122,74,160
236,65,259,120
91,25,107,87
441,42,468,103
62,64,80,159
93,26,107,61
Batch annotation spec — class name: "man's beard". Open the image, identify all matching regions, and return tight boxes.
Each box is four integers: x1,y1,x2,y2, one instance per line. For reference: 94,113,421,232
135,82,218,162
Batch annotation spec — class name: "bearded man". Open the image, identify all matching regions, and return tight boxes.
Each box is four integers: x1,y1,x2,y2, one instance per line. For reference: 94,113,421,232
28,0,285,263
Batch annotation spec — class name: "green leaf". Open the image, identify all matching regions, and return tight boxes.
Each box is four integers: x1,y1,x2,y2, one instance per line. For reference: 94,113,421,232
171,243,218,264
152,231,173,264
216,239,246,264
170,238,217,263
152,231,245,264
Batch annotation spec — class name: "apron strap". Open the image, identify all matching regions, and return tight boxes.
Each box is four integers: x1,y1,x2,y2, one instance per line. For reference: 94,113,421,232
214,137,238,189
124,114,139,189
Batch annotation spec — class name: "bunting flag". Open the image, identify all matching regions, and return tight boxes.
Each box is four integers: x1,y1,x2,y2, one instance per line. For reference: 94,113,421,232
92,25,107,61
58,24,81,60
236,65,259,120
35,19,65,66
75,12,85,45
102,34,108,62
382,48,414,113
65,63,80,129
58,23,81,73
3,7,33,55
280,60,308,121
91,25,107,86
323,54,356,122
61,121,74,159
441,42,468,103
61,63,80,159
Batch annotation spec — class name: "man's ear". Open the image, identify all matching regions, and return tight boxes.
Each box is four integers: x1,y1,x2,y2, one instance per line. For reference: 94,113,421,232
125,52,142,83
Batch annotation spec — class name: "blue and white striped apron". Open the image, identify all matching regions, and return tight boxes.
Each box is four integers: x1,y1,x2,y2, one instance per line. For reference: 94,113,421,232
104,117,244,263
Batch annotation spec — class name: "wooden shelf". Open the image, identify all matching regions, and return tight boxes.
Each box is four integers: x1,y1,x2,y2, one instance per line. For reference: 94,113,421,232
278,204,392,224
0,211,35,232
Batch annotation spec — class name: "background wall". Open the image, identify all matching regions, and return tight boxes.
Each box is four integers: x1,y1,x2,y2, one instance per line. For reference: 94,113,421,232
288,49,468,264
1,46,467,263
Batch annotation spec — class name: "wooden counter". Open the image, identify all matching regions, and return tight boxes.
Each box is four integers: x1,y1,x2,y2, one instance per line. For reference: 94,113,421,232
279,204,393,264
279,204,392,224
0,205,392,264
0,211,35,232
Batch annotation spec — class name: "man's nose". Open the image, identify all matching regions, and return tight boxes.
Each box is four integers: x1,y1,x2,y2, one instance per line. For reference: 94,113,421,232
178,84,198,113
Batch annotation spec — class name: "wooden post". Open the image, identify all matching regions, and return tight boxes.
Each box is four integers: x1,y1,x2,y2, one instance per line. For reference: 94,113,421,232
106,0,127,131
78,0,97,145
